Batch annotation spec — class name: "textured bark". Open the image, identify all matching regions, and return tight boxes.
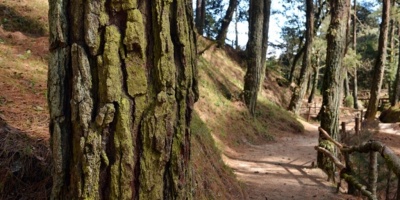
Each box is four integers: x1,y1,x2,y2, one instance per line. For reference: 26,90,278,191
365,0,390,119
48,0,198,199
243,0,266,115
288,0,314,115
317,0,350,176
195,0,206,35
216,0,238,46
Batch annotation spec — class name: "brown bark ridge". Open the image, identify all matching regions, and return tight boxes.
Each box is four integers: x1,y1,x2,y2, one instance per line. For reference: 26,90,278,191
288,0,314,115
243,0,268,115
365,0,391,119
216,0,238,46
317,0,350,176
48,0,198,199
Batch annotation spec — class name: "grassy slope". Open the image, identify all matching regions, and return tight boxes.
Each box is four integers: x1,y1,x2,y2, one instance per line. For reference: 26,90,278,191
0,1,304,198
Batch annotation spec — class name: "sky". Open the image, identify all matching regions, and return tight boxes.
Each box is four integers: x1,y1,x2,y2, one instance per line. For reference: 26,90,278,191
192,0,288,57
225,0,287,57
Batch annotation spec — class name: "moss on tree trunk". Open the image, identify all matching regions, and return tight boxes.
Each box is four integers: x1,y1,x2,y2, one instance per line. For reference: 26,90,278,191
48,0,198,199
317,0,350,176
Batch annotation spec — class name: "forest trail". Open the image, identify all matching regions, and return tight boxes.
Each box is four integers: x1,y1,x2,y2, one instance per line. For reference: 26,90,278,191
221,119,356,200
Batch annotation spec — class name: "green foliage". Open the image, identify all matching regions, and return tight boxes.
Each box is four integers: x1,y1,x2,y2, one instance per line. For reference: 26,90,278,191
343,48,361,71
344,95,354,107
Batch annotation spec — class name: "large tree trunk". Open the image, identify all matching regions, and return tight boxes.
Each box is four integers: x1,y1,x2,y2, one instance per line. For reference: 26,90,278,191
48,0,198,199
365,0,390,120
216,0,238,46
196,0,206,35
317,0,350,177
288,0,314,115
243,0,266,115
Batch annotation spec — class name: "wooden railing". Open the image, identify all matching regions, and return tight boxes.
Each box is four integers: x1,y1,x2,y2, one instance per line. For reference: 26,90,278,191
315,127,400,200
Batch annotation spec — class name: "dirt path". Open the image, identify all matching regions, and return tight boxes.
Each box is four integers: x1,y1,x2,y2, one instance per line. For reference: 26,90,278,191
221,120,355,200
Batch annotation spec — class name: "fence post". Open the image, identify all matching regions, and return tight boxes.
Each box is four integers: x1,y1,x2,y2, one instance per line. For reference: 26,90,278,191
397,178,400,200
314,101,317,114
360,110,364,123
368,152,378,199
341,122,346,140
355,116,360,135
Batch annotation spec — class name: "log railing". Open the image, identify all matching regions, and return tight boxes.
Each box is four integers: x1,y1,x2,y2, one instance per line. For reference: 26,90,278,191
315,127,400,200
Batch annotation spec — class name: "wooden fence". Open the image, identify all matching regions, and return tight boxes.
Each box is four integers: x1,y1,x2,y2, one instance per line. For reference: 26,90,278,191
315,125,400,200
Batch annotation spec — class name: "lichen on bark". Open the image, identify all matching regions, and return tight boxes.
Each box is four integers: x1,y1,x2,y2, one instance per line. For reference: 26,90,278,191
48,0,197,199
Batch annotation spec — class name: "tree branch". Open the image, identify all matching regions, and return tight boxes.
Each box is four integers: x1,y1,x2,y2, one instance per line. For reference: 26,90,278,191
314,146,345,170
319,127,343,149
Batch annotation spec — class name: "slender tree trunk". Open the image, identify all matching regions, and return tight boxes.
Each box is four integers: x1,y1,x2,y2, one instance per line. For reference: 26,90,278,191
260,0,271,85
306,73,312,95
288,0,314,115
48,0,198,199
235,8,239,50
261,0,271,68
196,0,206,35
243,0,269,115
343,5,352,102
217,0,238,46
365,0,391,120
317,0,350,178
352,0,359,109
393,54,400,105
308,56,320,104
392,24,400,106
344,73,350,99
288,43,305,83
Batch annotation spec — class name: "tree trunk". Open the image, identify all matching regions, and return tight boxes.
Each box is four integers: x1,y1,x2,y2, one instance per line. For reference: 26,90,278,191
196,0,206,35
392,25,400,106
235,8,239,50
308,59,320,103
352,0,359,109
365,0,390,120
317,0,350,177
288,0,314,115
352,68,359,109
48,0,198,199
288,43,305,84
216,0,238,47
344,73,350,99
243,0,267,115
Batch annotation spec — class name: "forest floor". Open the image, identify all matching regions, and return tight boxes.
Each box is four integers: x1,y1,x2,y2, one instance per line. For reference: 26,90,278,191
219,118,356,200
219,107,400,200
